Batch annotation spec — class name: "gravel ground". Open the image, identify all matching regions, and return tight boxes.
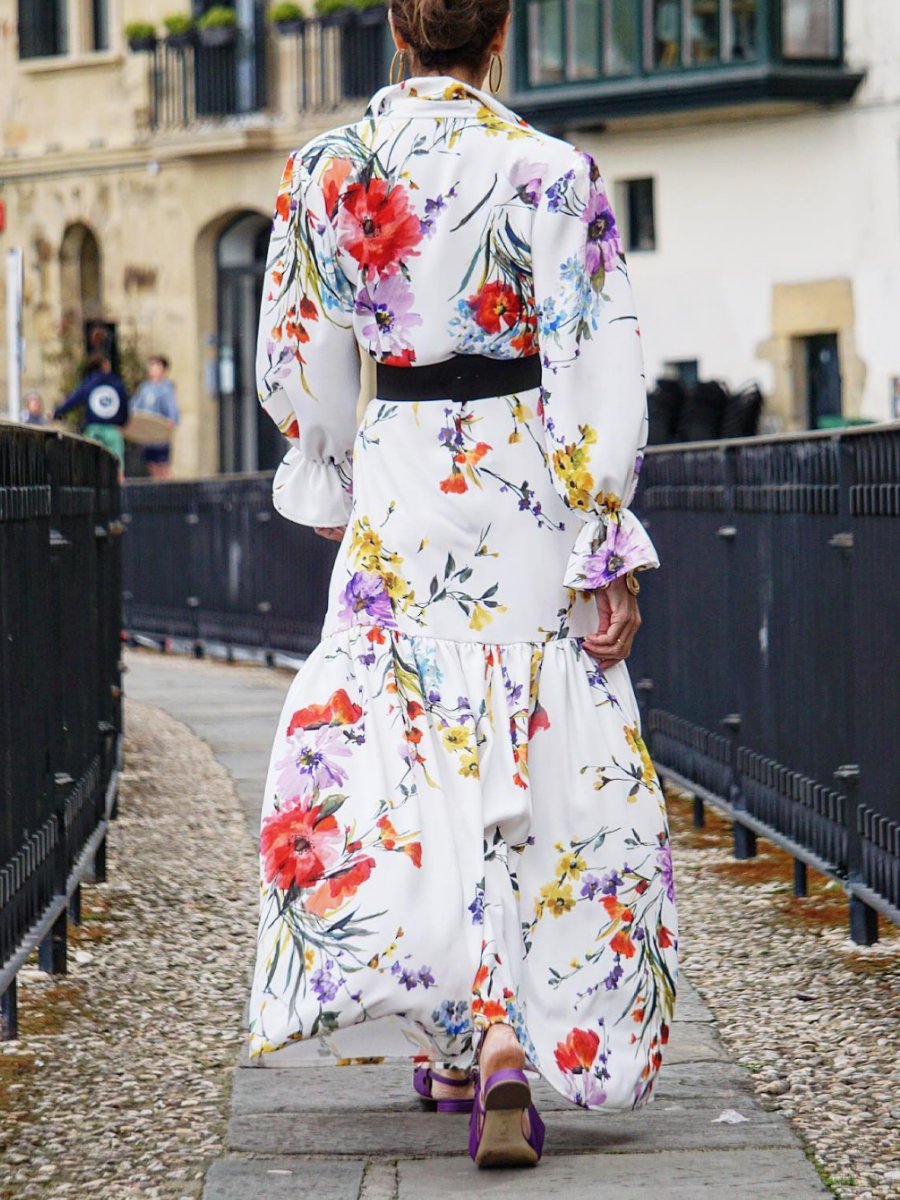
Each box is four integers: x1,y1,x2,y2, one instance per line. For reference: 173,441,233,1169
0,699,260,1200
666,788,900,1200
1,676,897,1199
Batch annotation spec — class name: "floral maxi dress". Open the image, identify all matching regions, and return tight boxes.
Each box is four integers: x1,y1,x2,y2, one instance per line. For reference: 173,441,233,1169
247,76,679,1112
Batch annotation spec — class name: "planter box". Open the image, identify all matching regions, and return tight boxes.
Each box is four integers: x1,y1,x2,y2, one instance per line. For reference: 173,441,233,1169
274,17,306,35
358,5,387,26
128,35,158,52
165,30,195,49
319,9,355,29
198,24,238,48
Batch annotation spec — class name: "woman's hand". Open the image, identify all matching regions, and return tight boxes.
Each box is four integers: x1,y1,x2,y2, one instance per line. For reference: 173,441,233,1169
314,525,346,542
582,575,641,669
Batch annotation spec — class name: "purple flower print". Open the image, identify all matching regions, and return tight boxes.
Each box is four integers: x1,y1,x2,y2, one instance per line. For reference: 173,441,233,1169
600,870,622,896
580,875,601,901
603,960,624,991
468,887,485,924
311,963,340,1003
580,520,647,588
276,725,351,797
339,570,395,627
419,187,457,238
509,159,545,207
657,841,676,904
582,186,621,278
356,274,422,357
418,966,436,989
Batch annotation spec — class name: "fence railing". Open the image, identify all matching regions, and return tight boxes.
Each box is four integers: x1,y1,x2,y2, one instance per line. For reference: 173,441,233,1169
120,424,900,945
147,12,389,129
628,421,900,944
121,474,337,658
0,421,123,1039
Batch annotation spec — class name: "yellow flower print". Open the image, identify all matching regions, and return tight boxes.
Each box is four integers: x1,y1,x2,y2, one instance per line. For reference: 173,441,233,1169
596,491,622,515
380,570,408,601
469,601,507,631
476,105,531,140
304,947,315,970
625,725,656,788
458,752,480,780
556,851,587,879
441,724,471,752
538,880,576,918
350,520,383,568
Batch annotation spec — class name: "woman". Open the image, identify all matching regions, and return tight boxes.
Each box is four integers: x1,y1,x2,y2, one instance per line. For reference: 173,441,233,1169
248,0,678,1168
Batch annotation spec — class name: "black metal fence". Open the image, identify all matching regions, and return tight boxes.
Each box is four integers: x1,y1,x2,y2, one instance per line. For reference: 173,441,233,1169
629,422,900,944
120,424,899,945
0,421,123,1038
121,474,337,658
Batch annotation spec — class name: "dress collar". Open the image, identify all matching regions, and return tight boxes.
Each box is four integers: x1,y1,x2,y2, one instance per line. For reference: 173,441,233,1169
365,74,528,128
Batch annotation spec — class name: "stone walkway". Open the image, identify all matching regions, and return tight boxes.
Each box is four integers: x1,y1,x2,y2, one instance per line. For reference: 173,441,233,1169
125,650,830,1200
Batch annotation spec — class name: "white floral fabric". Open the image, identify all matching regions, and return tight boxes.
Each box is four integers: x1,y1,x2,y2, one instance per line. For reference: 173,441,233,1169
248,76,678,1112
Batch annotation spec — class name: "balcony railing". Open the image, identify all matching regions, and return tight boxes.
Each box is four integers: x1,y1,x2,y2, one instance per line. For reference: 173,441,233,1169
147,12,390,131
511,0,864,125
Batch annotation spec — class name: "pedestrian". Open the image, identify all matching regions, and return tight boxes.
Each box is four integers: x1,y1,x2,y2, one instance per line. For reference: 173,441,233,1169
53,355,129,477
19,390,48,426
248,0,678,1169
130,354,179,479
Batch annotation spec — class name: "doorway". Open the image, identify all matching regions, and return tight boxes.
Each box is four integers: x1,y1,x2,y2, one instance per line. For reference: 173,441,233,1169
804,333,842,428
216,212,281,474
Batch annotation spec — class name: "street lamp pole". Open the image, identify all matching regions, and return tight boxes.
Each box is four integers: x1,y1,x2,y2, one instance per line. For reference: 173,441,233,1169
5,248,24,421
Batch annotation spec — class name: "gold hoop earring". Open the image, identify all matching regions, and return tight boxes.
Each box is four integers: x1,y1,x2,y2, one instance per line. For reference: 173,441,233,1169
389,49,407,86
488,52,503,94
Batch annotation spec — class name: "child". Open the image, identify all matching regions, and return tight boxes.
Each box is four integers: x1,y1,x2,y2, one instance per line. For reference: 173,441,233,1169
53,356,129,474
131,355,180,479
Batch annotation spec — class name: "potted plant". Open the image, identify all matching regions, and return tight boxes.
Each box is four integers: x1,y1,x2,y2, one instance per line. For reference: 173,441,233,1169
125,20,157,51
315,0,355,29
270,2,305,34
163,13,196,47
197,5,238,47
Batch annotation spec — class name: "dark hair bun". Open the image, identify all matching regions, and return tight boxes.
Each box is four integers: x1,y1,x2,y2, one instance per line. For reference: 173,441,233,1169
391,0,510,71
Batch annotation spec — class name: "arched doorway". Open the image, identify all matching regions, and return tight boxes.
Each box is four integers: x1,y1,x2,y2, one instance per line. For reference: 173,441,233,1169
60,223,103,326
215,211,280,473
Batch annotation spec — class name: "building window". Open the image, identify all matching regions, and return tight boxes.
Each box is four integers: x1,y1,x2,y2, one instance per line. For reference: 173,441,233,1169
605,0,640,75
92,0,110,51
18,0,68,59
651,0,681,69
730,0,759,59
618,178,657,252
782,0,838,59
18,0,113,60
689,0,720,64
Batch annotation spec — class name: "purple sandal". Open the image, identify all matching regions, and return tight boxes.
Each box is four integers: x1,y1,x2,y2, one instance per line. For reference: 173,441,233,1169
468,1067,545,1168
413,1065,476,1114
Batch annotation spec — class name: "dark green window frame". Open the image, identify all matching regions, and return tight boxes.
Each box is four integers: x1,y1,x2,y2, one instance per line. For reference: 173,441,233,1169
516,0,844,90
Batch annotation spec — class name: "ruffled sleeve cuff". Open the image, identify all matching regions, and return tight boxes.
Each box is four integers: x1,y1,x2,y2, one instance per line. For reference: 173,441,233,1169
272,446,353,528
563,508,660,591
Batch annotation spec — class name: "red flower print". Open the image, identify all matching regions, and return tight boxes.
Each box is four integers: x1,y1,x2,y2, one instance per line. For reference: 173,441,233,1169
260,801,342,890
337,180,422,275
468,282,521,335
287,688,363,734
299,298,318,321
610,929,636,958
284,418,300,440
306,854,376,917
660,1022,670,1044
402,842,423,868
275,190,291,223
382,348,416,367
554,1027,600,1073
322,157,352,219
473,998,508,1022
657,924,673,948
528,703,550,737
440,471,468,494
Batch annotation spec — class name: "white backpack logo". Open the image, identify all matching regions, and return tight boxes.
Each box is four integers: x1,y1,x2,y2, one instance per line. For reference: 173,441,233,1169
87,384,121,420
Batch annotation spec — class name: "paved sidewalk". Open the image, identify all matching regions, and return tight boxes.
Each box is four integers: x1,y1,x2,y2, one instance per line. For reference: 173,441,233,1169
125,650,829,1200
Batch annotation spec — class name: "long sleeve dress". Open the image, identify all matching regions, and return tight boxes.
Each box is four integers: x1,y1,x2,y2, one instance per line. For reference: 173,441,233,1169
247,76,679,1113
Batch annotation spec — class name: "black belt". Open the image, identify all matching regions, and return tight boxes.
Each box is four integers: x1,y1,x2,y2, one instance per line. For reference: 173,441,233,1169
375,353,542,403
